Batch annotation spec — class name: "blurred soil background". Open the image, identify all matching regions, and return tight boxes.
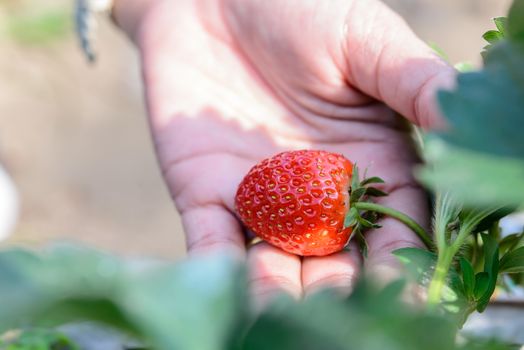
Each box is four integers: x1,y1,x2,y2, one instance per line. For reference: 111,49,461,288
0,0,513,259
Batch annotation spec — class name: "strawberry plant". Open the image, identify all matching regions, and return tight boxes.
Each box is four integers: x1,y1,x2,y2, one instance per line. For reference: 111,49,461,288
411,0,524,323
1,0,524,349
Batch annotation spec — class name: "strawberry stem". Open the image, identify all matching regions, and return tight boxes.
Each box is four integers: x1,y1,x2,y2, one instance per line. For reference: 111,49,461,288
353,202,432,248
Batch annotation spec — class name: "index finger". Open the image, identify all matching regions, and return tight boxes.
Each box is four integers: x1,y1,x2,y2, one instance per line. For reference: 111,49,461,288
342,0,456,129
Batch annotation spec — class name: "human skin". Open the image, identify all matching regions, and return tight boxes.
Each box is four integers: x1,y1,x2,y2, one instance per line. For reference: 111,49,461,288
114,0,455,305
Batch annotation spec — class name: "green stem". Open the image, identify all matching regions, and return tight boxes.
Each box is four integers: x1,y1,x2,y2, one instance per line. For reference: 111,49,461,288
489,221,500,240
427,250,454,306
426,221,477,307
353,202,432,249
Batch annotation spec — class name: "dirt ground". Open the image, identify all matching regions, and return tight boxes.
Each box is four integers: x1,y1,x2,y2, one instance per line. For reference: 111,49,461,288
0,0,513,259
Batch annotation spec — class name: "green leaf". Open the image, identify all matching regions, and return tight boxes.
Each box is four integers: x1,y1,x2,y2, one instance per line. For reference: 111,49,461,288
344,207,359,228
499,246,524,273
365,187,388,197
438,43,524,159
476,234,500,312
360,176,385,186
473,207,516,233
494,17,508,36
419,140,524,207
356,215,380,229
393,247,437,283
483,30,503,44
350,187,366,203
481,17,508,55
499,232,523,254
473,272,490,300
460,257,475,298
508,0,524,41
481,233,500,275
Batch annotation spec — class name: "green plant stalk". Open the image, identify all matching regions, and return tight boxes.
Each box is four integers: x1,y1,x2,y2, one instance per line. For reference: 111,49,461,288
427,249,454,306
426,208,498,307
490,221,500,241
427,227,470,306
353,202,432,248
433,192,457,253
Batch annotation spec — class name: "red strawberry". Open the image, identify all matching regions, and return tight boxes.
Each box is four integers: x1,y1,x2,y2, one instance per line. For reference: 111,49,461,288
235,150,354,256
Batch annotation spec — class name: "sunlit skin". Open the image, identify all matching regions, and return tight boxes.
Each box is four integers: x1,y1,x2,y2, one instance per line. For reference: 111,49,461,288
115,0,455,305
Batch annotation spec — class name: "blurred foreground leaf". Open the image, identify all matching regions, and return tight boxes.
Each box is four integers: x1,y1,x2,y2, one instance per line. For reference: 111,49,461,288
0,328,79,350
393,247,436,283
123,255,247,350
437,43,524,158
421,139,524,206
241,280,507,350
243,283,458,350
0,244,246,350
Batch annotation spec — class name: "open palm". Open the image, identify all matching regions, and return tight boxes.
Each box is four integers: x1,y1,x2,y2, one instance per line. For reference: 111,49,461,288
132,0,454,303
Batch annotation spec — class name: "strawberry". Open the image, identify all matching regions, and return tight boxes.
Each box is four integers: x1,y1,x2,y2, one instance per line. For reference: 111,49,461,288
235,150,431,256
235,150,356,256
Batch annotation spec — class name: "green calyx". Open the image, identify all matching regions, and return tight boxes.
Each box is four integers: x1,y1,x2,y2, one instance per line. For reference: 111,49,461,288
344,165,433,253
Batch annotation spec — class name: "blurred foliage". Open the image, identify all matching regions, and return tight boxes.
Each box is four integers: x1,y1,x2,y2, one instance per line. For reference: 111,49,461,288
0,244,246,350
0,244,512,350
3,6,70,45
0,328,79,350
419,0,524,208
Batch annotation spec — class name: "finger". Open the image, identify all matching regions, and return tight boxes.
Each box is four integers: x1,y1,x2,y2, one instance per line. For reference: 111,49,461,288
342,0,456,129
364,184,429,284
247,242,302,309
182,205,246,259
302,241,361,297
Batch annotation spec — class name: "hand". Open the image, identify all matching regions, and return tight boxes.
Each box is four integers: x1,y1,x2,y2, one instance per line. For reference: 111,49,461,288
115,0,455,304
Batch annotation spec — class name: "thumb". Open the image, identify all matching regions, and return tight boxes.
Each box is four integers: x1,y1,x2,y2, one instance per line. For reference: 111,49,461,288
343,0,456,129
